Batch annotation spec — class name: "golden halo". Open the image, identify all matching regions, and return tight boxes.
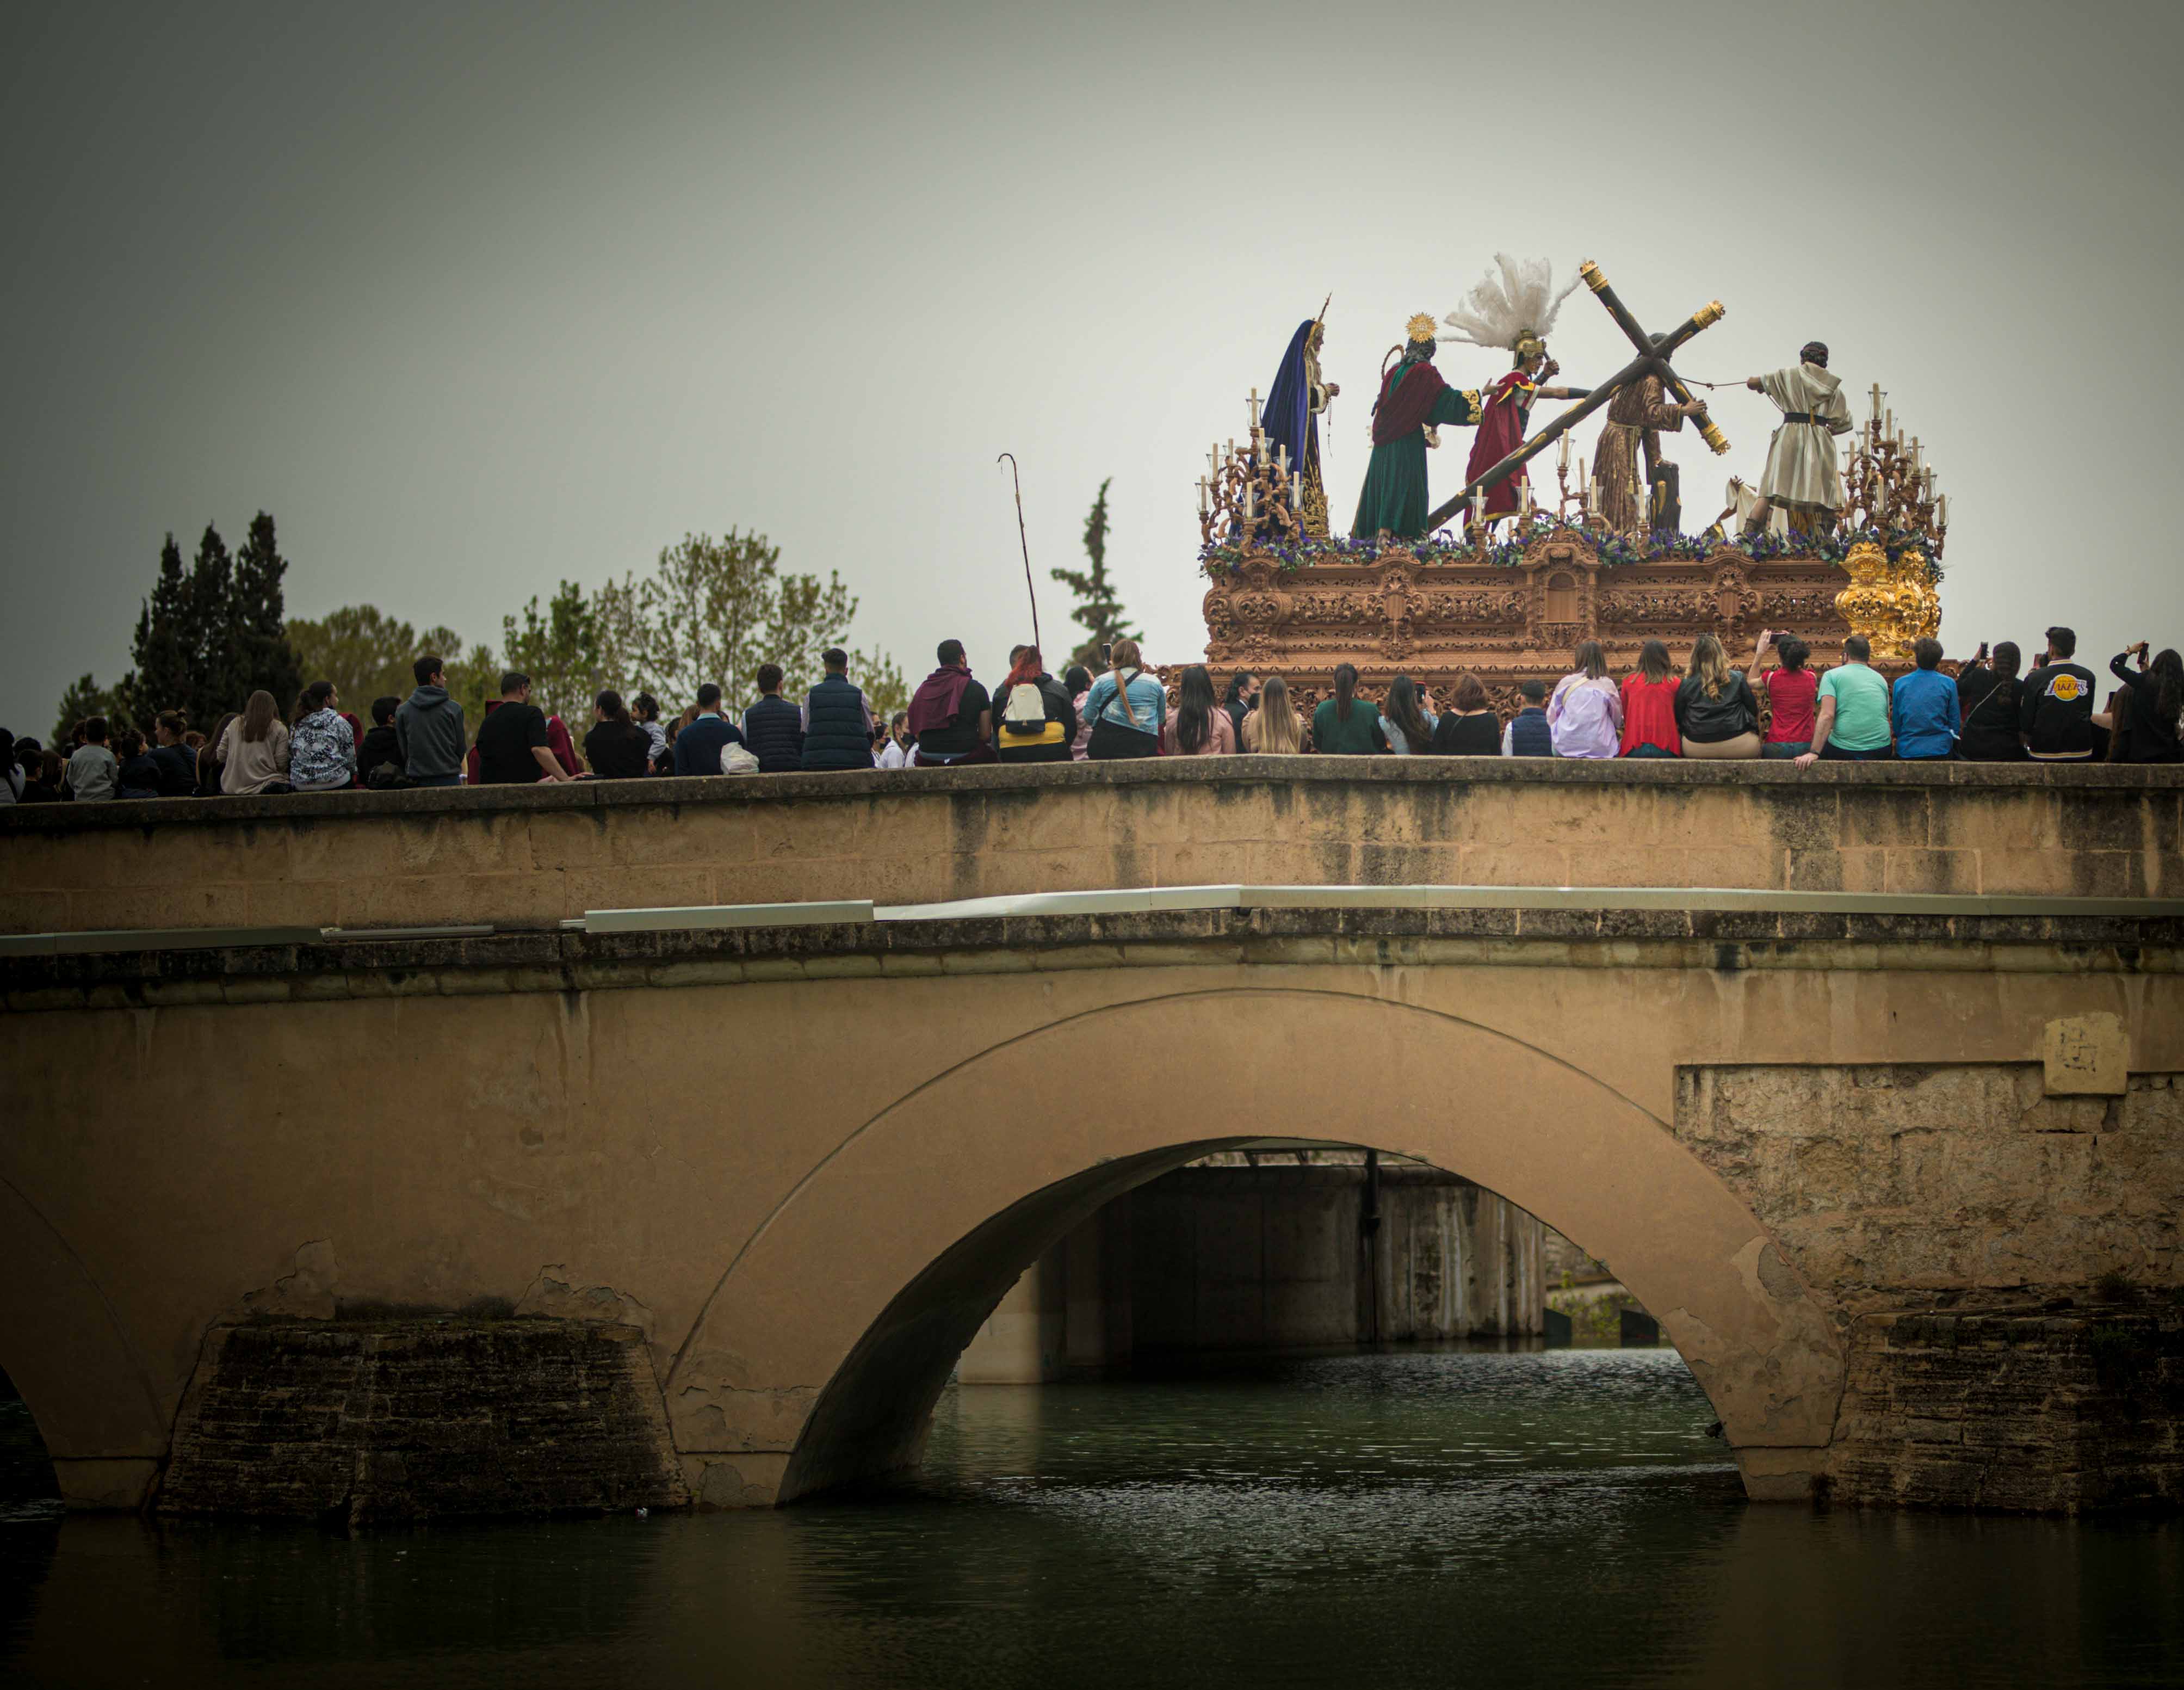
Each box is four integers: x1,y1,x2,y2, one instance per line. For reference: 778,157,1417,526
1406,313,1438,344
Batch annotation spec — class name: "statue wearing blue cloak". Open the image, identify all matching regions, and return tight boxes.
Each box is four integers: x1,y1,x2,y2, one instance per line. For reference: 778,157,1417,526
1263,318,1337,536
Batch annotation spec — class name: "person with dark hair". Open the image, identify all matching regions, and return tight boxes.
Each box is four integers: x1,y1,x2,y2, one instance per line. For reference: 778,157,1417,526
1954,641,2025,761
798,648,875,771
1754,630,1817,759
217,692,292,794
2109,643,2184,763
474,672,571,784
672,682,745,776
2019,626,2097,761
1794,635,1894,767
1892,638,1960,761
289,680,358,791
1377,675,1437,755
1080,638,1164,760
114,727,162,798
1223,672,1259,747
993,645,1078,763
738,662,805,772
1064,664,1095,761
630,693,667,770
909,638,994,766
1501,679,1554,756
0,731,22,805
1619,640,1681,757
358,696,405,783
148,710,197,795
1162,664,1237,756
1548,641,1620,758
1311,662,1387,754
19,747,66,803
396,653,467,786
63,714,120,800
1429,673,1501,754
876,710,913,770
583,690,654,779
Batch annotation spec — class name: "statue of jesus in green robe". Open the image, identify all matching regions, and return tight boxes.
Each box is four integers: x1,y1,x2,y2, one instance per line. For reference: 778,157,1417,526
1352,314,1483,540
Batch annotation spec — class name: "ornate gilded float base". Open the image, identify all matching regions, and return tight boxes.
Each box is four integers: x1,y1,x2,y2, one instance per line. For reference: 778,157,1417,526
1199,529,1854,713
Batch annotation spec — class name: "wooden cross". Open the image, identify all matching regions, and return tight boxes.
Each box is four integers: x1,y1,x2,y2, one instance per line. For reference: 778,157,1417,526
1424,260,1733,533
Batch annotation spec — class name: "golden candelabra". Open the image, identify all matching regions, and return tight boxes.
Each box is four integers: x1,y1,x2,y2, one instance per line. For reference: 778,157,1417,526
1198,386,1308,549
1831,384,1946,664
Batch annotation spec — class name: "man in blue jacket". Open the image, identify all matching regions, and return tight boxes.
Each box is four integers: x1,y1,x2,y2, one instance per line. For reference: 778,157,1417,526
672,683,745,776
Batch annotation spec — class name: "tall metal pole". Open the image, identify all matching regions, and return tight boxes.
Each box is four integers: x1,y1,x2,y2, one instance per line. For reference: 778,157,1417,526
996,452,1042,652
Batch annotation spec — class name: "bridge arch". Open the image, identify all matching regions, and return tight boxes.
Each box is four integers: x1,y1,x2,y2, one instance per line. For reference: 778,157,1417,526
666,986,1843,1506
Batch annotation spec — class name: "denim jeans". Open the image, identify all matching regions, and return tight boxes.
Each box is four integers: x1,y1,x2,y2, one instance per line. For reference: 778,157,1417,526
1762,741,1810,760
410,773,462,787
1622,744,1678,758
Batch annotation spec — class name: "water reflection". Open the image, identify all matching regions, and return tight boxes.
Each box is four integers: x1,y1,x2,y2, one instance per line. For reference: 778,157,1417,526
4,1347,2179,1688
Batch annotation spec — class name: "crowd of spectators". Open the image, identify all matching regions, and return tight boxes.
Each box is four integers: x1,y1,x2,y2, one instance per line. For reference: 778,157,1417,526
5,627,2177,806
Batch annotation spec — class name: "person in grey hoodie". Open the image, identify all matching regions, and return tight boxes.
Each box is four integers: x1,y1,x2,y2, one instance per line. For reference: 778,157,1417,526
394,655,468,786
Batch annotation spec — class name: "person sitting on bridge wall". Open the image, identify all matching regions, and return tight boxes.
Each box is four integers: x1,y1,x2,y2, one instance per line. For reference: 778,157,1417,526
1081,639,1165,761
1428,673,1501,755
2105,643,2182,764
1793,636,1894,768
1548,642,1622,761
993,646,1077,764
2019,627,2098,763
1892,639,1962,763
394,655,467,788
1311,663,1385,756
671,684,745,778
1242,675,1304,754
1162,664,1238,757
1753,632,1816,761
1618,640,1681,758
1500,680,1554,756
1675,634,1762,760
1954,643,2025,762
908,639,994,767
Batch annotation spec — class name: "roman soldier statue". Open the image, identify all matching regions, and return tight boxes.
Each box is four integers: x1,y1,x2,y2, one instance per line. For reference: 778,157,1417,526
1352,314,1482,541
1743,341,1854,537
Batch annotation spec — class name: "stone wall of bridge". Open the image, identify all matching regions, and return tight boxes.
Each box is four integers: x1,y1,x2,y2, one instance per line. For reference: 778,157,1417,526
2,759,2178,937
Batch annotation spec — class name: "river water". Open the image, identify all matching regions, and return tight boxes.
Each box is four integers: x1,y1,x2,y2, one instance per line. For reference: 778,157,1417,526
4,1346,2180,1687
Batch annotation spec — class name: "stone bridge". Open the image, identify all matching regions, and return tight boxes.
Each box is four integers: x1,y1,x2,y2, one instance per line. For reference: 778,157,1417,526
3,761,2180,1515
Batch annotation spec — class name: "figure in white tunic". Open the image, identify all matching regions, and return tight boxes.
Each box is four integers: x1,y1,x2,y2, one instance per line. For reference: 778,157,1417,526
1742,341,1853,537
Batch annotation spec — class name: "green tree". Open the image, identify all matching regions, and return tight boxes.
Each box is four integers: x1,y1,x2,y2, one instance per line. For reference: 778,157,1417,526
1049,477,1136,670
625,530,893,714
286,605,475,712
501,579,612,728
232,512,302,708
184,522,245,716
122,534,194,726
52,674,127,743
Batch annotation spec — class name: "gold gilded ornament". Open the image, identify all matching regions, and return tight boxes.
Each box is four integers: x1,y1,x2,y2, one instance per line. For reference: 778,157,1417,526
1406,313,1438,344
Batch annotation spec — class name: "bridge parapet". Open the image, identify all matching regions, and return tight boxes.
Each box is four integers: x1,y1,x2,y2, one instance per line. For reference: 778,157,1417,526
3,760,2179,938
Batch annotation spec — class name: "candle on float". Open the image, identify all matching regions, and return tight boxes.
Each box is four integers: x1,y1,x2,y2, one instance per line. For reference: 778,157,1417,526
1870,382,1882,421
1197,479,1209,516
1936,494,1948,526
1278,442,1289,477
1291,472,1302,510
1243,485,1255,521
1588,476,1600,513
1248,386,1260,428
1559,432,1571,472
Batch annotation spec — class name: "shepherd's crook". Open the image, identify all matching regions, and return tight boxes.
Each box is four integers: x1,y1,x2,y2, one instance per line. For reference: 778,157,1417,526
997,452,1042,652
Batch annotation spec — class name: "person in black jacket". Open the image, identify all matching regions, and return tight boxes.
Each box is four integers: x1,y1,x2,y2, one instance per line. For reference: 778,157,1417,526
991,645,1077,763
1674,632,1762,757
356,696,406,784
1954,642,2026,761
2019,626,2098,762
801,649,877,770
742,664,806,772
1223,671,1258,747
583,690,655,778
2109,644,2183,763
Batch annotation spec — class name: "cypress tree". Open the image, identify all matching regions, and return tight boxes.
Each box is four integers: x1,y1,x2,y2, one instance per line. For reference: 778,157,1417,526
185,523,244,714
232,511,301,707
1048,478,1138,671
123,533,196,725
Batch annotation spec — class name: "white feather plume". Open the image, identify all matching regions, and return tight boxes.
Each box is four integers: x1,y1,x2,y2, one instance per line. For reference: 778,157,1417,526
1442,255,1582,353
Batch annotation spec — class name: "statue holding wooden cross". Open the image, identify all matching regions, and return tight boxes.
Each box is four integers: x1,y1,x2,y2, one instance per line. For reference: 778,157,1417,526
1418,258,1734,537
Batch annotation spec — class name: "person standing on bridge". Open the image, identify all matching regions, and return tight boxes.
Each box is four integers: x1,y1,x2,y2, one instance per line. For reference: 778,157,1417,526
742,665,807,773
672,684,746,776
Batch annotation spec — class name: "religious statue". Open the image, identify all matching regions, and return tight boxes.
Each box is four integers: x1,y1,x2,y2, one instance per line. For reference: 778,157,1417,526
1352,314,1482,541
1742,341,1853,537
1442,257,1589,529
1263,306,1339,537
1593,340,1707,533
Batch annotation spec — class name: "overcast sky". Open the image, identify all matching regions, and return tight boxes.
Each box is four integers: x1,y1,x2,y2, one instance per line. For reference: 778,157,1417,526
5,0,2181,734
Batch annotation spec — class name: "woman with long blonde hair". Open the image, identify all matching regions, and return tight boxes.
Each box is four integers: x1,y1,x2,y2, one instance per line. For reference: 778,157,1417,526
1674,633,1762,758
1242,675,1303,754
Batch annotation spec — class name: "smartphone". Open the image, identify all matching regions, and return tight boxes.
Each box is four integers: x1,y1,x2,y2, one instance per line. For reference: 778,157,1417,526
1100,642,1113,669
